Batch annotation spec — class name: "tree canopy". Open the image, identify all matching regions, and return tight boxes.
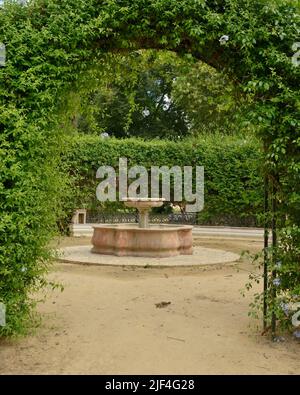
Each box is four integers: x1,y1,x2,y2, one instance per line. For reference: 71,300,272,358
71,50,248,138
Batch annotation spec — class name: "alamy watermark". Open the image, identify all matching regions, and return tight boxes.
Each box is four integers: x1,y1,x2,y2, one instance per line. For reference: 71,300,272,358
292,42,300,67
0,42,5,67
290,302,300,328
95,158,204,213
0,302,6,327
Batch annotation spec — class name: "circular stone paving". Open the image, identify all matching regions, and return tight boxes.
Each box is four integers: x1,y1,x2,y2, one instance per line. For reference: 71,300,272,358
58,245,240,268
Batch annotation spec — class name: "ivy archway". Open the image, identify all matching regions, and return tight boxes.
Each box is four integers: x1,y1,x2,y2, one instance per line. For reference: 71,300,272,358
0,0,299,336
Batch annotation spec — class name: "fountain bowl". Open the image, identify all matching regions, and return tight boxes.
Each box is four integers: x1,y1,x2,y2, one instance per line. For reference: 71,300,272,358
91,223,193,258
122,197,165,210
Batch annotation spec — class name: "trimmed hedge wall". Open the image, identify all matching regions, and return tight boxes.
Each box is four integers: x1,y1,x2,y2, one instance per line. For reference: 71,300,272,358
64,134,264,227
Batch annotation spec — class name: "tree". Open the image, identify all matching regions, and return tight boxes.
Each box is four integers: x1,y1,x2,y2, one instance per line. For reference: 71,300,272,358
72,50,251,138
77,51,190,139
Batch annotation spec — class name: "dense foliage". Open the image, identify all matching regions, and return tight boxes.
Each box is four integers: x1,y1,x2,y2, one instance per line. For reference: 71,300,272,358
73,50,249,138
76,51,190,138
0,0,299,335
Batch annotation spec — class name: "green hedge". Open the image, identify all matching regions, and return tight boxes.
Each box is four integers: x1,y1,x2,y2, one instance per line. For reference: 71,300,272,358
64,134,264,227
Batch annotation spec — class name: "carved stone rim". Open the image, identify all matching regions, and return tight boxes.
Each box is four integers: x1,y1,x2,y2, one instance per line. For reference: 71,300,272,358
92,224,193,232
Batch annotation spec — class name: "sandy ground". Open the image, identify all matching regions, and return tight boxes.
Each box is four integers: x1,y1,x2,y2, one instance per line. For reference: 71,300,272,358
0,236,299,375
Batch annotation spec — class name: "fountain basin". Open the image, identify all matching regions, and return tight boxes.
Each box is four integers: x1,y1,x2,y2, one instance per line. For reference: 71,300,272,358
91,224,193,258
122,197,165,210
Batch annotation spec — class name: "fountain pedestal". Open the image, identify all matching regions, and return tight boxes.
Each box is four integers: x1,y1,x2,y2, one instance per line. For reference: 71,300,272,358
122,198,164,228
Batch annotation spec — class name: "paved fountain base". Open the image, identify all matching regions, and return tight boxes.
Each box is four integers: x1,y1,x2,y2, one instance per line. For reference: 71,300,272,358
58,245,240,268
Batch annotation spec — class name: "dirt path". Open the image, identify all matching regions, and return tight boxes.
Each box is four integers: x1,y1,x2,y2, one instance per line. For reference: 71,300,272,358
0,237,299,374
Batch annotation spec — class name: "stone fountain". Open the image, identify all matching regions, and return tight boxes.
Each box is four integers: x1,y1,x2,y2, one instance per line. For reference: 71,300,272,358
91,198,193,258
122,197,165,228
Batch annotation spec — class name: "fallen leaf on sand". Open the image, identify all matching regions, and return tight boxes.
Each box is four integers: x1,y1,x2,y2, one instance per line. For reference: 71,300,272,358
155,301,171,308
